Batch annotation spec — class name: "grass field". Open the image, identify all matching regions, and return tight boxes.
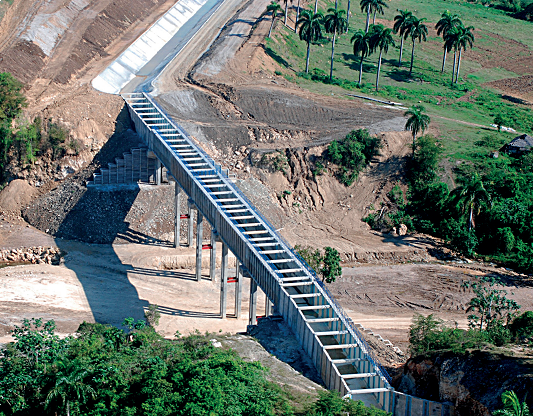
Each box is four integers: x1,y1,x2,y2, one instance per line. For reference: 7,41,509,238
265,0,533,163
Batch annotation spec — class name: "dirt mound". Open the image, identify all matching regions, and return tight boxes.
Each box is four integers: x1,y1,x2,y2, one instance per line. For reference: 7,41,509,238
489,75,533,105
0,179,37,215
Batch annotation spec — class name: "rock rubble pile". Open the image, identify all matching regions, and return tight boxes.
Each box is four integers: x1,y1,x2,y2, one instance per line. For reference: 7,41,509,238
0,247,63,265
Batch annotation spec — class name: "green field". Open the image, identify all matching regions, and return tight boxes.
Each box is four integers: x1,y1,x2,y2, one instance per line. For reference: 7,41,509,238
266,0,533,163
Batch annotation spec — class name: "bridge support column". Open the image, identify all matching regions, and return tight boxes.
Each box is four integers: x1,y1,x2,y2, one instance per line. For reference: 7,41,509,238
220,243,228,319
195,211,203,281
174,182,181,248
187,200,194,247
156,159,162,185
235,263,242,318
209,229,217,281
265,298,272,317
249,278,257,325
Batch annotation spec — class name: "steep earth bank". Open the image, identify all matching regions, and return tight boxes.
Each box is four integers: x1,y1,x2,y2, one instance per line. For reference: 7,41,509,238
395,350,533,416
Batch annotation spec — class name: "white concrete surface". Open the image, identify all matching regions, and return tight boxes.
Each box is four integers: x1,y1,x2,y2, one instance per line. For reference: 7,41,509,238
92,0,210,94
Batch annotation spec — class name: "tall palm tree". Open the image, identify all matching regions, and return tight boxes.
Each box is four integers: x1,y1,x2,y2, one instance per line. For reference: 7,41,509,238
407,16,428,76
351,29,371,84
46,363,96,416
393,9,413,67
265,2,284,38
295,0,301,32
324,9,348,81
368,24,395,92
297,9,324,73
454,25,475,83
283,0,292,25
449,173,491,231
346,0,352,30
360,0,387,32
404,104,430,151
444,25,460,84
436,11,462,72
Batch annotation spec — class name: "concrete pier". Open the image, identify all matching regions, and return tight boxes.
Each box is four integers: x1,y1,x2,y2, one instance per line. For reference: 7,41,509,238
220,243,228,318
195,211,203,281
249,278,257,325
235,263,242,318
210,230,217,280
174,183,181,248
187,200,194,247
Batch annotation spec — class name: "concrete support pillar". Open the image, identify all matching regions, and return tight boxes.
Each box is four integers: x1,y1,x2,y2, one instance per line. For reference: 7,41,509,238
174,182,181,248
220,243,228,319
235,263,242,318
156,159,162,185
195,210,203,282
187,200,194,247
209,229,217,281
249,278,257,326
265,298,272,317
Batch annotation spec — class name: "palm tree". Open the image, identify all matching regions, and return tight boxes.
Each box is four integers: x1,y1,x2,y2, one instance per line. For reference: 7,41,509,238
283,0,292,26
493,390,530,416
407,16,428,76
297,9,324,73
436,11,462,72
360,0,387,32
454,25,475,83
368,24,395,92
448,173,491,231
393,9,413,67
265,2,284,38
351,29,371,84
444,26,460,84
351,30,371,85
46,363,96,416
346,0,352,30
295,0,301,32
324,9,348,81
404,104,430,151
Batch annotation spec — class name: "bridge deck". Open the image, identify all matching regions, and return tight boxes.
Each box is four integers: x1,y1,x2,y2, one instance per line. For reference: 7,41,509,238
122,92,393,411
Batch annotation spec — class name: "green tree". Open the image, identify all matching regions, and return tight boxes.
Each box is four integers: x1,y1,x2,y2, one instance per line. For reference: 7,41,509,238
435,11,462,72
15,119,40,165
404,104,431,151
296,9,324,73
360,0,387,32
407,16,428,76
493,391,530,416
265,2,284,38
0,72,26,122
321,246,342,283
368,24,395,92
283,0,292,26
494,113,506,132
324,8,348,81
393,9,413,68
462,276,520,331
448,173,491,231
351,29,372,84
45,362,96,416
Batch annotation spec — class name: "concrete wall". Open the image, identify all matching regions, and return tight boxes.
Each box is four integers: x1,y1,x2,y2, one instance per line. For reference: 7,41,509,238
92,0,210,94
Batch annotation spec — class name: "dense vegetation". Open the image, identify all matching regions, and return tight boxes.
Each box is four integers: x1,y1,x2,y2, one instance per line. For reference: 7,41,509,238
295,245,342,283
0,319,389,416
408,276,532,356
0,72,72,185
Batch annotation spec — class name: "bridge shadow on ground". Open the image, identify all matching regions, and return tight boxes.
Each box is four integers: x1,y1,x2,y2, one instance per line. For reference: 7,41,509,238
248,317,324,386
45,105,166,327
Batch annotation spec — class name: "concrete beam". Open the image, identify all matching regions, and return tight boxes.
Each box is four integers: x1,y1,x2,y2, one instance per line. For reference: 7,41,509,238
209,229,217,281
187,200,194,247
195,210,203,281
235,263,242,318
249,278,257,325
220,243,228,319
174,183,181,248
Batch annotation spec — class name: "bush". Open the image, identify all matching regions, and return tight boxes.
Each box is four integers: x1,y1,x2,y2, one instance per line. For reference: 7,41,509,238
309,390,390,416
326,129,381,186
509,311,533,341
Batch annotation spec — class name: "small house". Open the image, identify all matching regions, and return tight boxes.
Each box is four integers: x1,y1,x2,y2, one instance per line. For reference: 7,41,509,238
502,134,533,155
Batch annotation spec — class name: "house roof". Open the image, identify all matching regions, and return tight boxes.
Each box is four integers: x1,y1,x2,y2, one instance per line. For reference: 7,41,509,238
508,134,533,149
